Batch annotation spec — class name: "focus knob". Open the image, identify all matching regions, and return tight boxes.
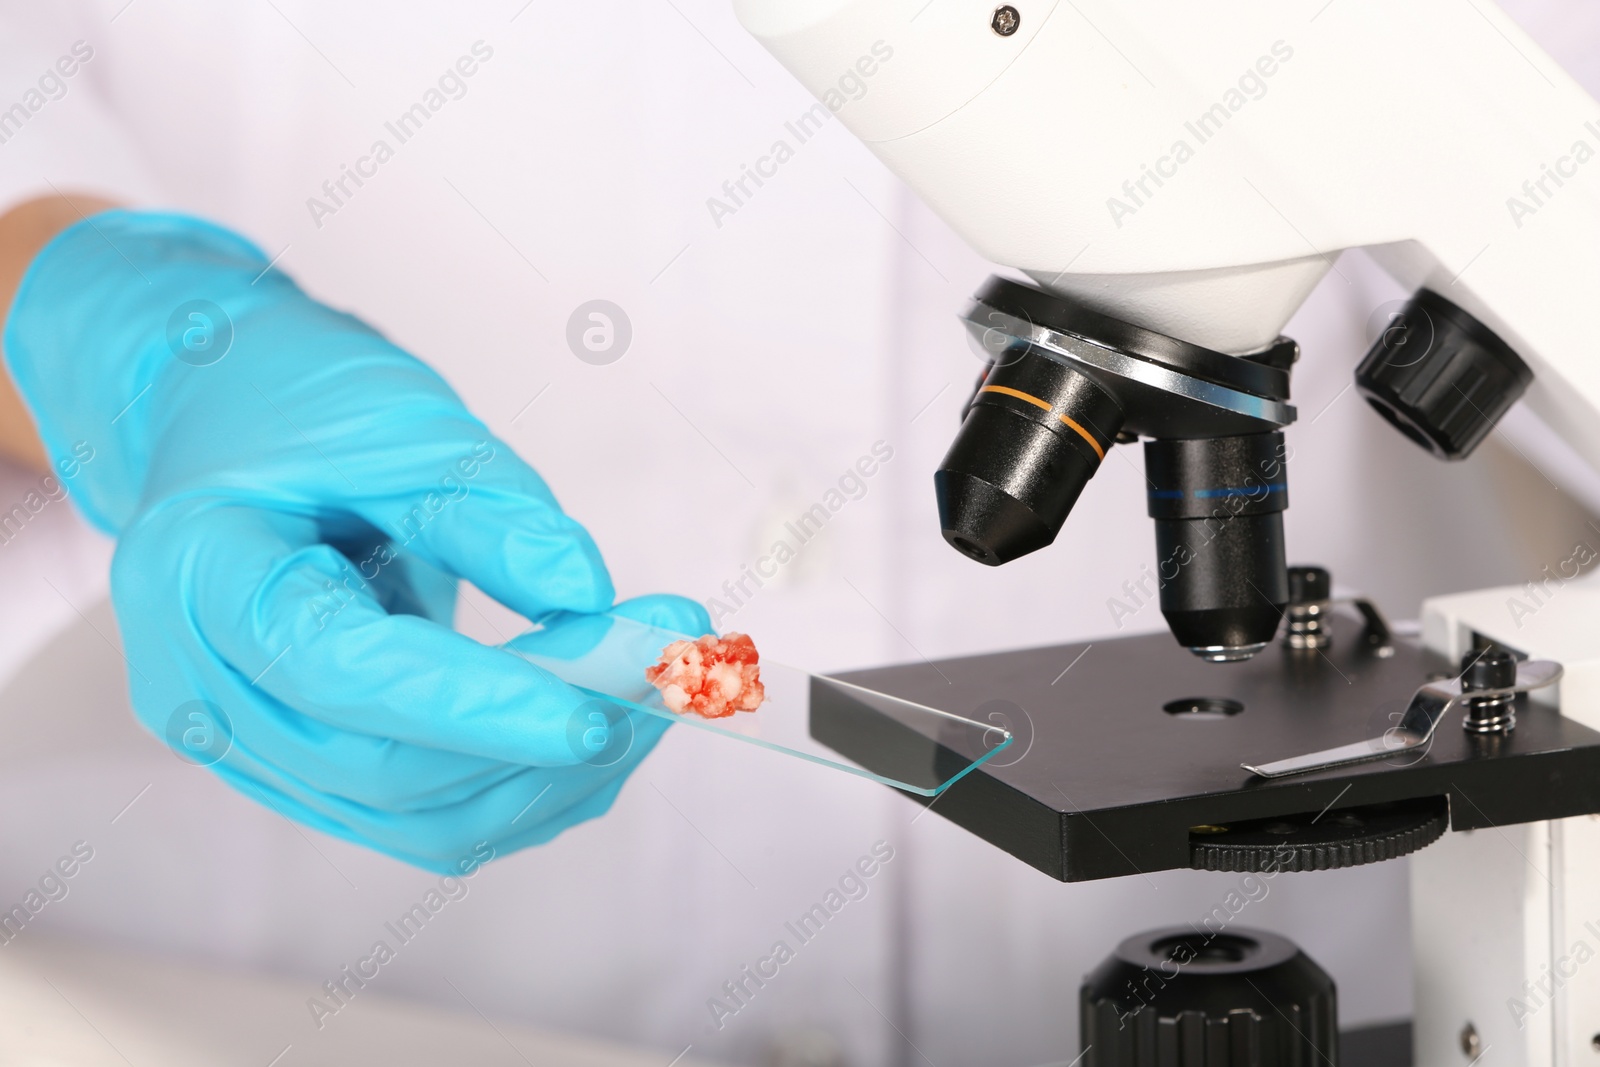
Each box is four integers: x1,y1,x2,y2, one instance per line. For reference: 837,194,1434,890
1355,288,1531,460
1080,927,1338,1066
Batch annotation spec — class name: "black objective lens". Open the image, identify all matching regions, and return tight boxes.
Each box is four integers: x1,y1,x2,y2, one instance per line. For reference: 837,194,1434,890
1145,433,1289,661
936,347,1123,565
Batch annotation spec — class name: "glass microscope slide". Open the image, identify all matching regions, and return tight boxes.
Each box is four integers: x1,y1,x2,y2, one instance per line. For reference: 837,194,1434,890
505,612,1012,797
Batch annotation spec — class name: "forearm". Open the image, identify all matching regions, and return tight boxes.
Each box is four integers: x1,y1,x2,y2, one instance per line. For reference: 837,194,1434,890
0,193,119,473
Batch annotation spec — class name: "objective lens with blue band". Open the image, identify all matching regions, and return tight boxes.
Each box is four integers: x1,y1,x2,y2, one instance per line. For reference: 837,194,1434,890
1148,484,1287,501
1143,432,1291,661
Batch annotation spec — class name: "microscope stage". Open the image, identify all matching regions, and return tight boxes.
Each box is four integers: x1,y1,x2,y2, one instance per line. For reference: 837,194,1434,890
813,613,1600,881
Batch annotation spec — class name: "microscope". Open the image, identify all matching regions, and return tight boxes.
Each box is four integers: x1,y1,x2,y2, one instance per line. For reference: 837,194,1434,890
736,2,1600,1063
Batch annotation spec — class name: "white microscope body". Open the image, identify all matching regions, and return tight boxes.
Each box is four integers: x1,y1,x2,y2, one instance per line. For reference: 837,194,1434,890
737,2,1600,1063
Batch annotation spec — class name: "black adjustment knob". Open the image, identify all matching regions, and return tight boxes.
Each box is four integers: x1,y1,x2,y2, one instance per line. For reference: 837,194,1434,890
1080,927,1338,1066
1355,289,1532,460
1286,565,1330,605
1188,797,1449,873
1461,648,1518,692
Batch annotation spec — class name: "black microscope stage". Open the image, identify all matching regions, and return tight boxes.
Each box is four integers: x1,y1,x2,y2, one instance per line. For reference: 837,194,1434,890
812,612,1600,881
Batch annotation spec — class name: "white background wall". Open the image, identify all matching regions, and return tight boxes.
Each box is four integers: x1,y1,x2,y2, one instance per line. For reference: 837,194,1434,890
0,1,1598,1064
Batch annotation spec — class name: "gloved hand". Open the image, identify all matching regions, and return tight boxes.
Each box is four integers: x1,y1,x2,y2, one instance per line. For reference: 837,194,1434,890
3,210,708,873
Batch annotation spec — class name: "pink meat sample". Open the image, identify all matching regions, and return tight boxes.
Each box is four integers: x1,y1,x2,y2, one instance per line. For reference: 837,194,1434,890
645,632,766,719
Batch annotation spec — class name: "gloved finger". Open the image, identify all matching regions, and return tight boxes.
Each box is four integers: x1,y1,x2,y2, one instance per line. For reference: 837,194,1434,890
503,594,710,694
609,593,712,638
327,530,459,626
383,554,459,626
176,502,621,766
208,723,668,873
116,503,547,808
351,431,614,620
504,595,708,704
496,597,707,769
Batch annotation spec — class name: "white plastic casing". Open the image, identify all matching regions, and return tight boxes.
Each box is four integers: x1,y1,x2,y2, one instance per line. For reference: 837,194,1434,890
736,1,1600,471
1417,577,1600,1067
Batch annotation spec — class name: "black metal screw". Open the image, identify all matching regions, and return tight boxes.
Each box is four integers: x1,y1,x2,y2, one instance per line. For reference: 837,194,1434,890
1283,565,1333,651
991,5,1021,35
1461,648,1518,734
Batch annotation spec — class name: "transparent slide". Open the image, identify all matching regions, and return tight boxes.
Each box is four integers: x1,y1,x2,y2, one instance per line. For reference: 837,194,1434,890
507,612,1011,796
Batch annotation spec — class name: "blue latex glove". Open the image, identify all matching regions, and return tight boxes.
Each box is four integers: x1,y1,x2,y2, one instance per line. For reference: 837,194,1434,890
4,210,708,873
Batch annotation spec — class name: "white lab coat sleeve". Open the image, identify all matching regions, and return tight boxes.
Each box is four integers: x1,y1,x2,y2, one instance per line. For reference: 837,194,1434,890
0,4,163,215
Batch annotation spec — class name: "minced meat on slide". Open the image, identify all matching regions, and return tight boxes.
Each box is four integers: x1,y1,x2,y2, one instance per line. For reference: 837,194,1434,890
645,632,765,719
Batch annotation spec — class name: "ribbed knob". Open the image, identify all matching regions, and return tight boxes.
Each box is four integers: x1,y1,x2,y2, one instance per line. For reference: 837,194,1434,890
1461,648,1518,692
1354,288,1531,460
1080,928,1338,1066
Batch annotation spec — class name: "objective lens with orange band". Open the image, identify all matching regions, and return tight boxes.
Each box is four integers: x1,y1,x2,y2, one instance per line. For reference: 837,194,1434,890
976,384,1108,460
936,347,1124,566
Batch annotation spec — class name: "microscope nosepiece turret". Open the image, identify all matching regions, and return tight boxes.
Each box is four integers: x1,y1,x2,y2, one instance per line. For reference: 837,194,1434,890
939,277,1299,662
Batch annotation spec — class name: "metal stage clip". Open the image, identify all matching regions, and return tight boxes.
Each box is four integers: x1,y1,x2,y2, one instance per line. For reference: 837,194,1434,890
1243,658,1563,779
